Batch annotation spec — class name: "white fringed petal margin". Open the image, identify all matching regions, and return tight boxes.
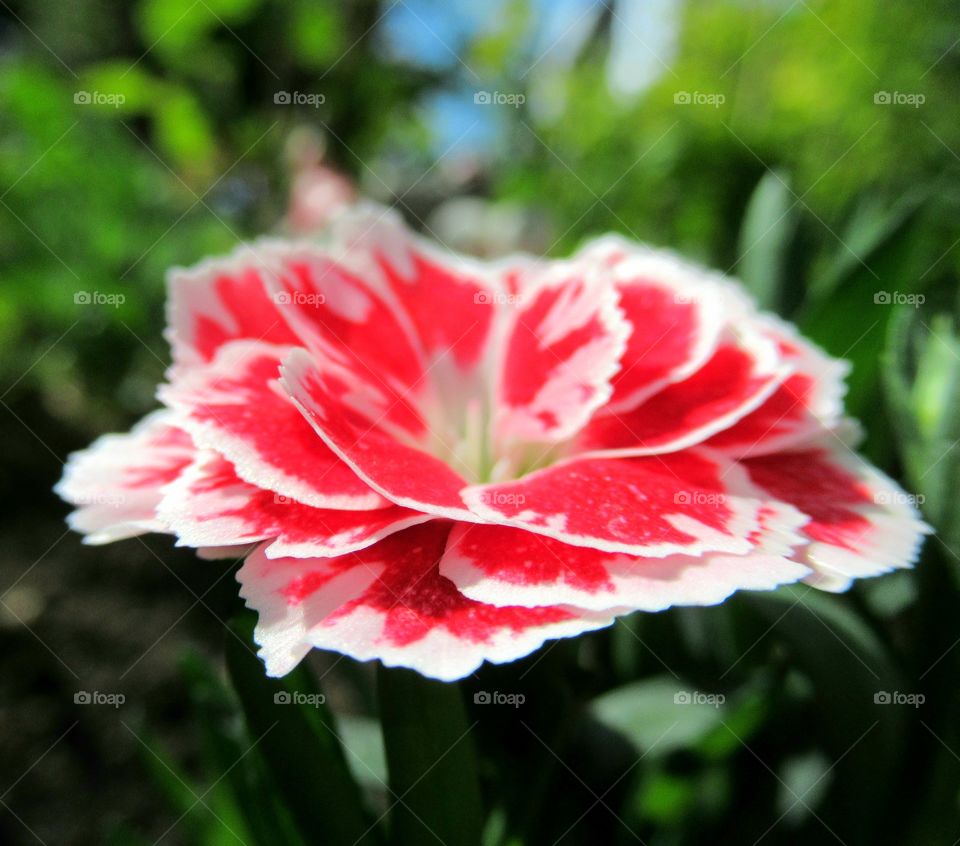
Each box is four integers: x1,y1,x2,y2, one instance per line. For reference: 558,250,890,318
55,410,193,544
237,523,616,681
160,340,388,511
440,497,812,612
742,446,932,592
158,450,434,558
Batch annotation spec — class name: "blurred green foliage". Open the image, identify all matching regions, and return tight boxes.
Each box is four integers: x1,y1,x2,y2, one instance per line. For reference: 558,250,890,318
3,0,960,844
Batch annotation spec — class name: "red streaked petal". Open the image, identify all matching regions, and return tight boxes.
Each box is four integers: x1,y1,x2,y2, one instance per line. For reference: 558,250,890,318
237,542,386,675
167,247,299,366
159,451,434,557
55,411,194,543
330,207,499,371
743,448,930,591
280,349,476,521
596,252,726,413
463,450,794,557
707,316,851,456
578,330,788,457
441,519,811,611
494,263,630,442
160,341,387,510
262,242,429,435
238,522,615,680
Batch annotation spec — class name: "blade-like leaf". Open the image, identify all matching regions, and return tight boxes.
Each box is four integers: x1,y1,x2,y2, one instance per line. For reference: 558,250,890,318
736,169,797,312
377,665,483,846
739,588,904,844
225,617,374,846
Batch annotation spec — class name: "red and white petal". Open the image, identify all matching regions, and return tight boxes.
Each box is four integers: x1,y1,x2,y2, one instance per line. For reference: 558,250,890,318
160,340,387,511
743,448,931,592
441,518,811,612
238,523,615,681
328,207,500,372
494,262,630,442
55,411,194,543
166,247,299,367
262,242,429,435
463,450,798,558
597,253,726,413
578,328,790,457
706,316,850,456
159,451,433,557
237,542,386,675
281,348,477,521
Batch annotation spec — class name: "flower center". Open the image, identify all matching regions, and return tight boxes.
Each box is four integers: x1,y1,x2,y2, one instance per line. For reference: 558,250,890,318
423,379,568,485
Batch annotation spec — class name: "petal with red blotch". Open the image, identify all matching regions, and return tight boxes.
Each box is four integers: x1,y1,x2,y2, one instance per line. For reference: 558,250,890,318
237,542,387,675
598,253,726,413
328,207,499,371
494,263,630,442
706,316,851,456
261,243,429,435
463,450,792,558
160,340,387,511
238,522,615,680
55,410,194,544
578,329,789,457
167,247,299,366
743,448,930,592
280,349,477,521
159,451,433,557
441,515,812,611
576,235,757,316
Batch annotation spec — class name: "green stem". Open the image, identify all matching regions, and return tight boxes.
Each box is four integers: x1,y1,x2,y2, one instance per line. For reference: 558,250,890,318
377,665,484,846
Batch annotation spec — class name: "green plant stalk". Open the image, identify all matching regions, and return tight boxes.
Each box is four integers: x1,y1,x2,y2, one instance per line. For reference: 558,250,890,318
377,666,484,846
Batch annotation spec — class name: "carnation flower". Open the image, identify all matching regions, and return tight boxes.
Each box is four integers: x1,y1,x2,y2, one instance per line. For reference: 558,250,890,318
57,201,929,681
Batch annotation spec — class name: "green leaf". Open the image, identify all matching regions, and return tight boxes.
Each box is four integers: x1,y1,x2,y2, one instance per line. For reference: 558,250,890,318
339,714,388,789
798,205,922,423
134,725,207,820
590,674,727,757
808,190,926,304
736,169,797,312
739,587,904,843
774,751,832,825
883,307,960,545
225,617,373,846
377,665,483,846
181,651,305,846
